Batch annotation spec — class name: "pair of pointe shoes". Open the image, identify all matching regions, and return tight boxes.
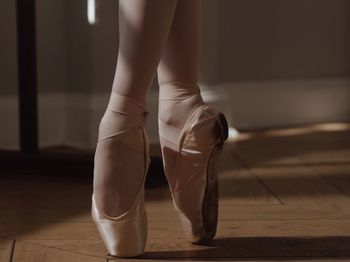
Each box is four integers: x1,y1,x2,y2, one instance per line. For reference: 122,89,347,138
91,92,228,257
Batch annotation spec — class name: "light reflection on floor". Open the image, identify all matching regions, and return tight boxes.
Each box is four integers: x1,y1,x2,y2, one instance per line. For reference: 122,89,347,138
229,122,350,141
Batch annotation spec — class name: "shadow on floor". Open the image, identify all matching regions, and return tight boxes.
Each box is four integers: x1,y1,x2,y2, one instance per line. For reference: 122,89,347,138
143,236,350,260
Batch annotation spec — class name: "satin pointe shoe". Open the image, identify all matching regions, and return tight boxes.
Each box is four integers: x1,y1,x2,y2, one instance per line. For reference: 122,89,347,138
91,91,150,257
158,103,229,244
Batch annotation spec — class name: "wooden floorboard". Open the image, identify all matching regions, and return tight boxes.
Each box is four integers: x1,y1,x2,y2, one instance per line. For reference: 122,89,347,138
307,164,350,199
12,240,106,262
248,166,350,215
1,123,350,260
0,237,14,262
22,236,350,260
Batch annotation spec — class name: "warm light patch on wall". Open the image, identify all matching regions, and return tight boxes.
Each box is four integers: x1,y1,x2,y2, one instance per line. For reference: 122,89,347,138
87,0,97,25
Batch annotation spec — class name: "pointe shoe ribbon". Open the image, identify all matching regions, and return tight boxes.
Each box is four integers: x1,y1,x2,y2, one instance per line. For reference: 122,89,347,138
98,91,149,152
92,91,150,257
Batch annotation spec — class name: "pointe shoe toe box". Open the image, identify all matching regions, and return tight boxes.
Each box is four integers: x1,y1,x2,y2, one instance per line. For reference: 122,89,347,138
91,194,148,257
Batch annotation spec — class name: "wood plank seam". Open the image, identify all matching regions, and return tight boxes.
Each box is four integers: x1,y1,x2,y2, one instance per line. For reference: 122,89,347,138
9,239,15,262
302,160,350,198
230,151,285,205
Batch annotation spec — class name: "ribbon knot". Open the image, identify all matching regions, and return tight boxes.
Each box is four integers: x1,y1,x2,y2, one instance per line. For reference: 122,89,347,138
97,92,150,142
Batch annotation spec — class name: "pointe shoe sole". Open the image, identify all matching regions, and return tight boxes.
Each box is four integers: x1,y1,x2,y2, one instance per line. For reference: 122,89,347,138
161,105,229,244
199,112,228,243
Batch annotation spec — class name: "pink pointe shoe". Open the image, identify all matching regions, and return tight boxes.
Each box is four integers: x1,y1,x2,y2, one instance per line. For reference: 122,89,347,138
158,103,229,244
91,92,150,257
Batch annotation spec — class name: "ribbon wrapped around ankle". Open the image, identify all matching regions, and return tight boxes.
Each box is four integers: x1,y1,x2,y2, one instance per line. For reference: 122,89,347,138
158,81,202,101
98,91,149,142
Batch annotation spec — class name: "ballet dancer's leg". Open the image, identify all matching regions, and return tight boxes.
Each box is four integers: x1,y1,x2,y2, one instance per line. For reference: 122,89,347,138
157,0,227,243
93,0,178,218
112,0,178,106
157,0,204,134
157,0,203,194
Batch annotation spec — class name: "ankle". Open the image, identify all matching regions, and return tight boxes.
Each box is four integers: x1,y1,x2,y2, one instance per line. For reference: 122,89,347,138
158,82,204,128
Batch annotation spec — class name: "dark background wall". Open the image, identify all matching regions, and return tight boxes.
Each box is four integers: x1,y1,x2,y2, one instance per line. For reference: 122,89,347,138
1,0,350,95
215,0,350,83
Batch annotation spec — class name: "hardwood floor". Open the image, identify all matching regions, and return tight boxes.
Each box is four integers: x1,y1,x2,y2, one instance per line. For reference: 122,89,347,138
1,123,350,261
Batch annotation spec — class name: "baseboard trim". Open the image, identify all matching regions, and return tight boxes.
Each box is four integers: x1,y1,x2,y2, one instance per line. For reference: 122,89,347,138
215,77,350,130
1,77,349,149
